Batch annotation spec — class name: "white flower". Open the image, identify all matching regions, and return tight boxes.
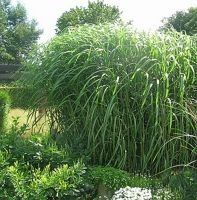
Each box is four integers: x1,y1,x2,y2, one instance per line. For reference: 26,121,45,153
112,187,152,200
153,188,176,200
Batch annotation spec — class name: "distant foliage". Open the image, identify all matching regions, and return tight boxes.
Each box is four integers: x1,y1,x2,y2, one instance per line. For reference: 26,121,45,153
56,0,122,33
160,7,197,35
0,0,42,64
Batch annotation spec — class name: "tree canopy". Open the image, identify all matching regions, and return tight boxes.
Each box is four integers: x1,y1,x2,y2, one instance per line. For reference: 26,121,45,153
0,0,42,64
160,7,197,35
56,0,122,34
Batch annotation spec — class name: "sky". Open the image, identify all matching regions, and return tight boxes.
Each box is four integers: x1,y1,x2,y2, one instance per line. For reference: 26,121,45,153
11,0,197,43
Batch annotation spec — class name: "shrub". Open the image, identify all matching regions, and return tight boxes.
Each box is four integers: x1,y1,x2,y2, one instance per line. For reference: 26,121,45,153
19,24,197,174
0,161,89,200
89,166,158,191
0,120,69,169
89,166,176,200
90,166,139,190
0,122,94,199
90,167,154,199
0,91,10,133
0,120,186,199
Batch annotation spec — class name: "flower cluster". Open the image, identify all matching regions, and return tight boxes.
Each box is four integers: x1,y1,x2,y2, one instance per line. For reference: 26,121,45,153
153,188,176,200
112,187,152,200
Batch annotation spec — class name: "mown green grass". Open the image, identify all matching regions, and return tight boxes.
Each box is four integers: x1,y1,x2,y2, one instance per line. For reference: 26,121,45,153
8,109,49,134
0,85,48,133
19,24,197,174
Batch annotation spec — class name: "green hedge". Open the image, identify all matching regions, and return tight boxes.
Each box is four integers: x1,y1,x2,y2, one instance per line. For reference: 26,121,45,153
0,86,32,109
0,91,10,133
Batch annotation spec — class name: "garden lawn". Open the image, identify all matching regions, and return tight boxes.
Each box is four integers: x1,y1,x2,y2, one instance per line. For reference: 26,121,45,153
8,108,49,133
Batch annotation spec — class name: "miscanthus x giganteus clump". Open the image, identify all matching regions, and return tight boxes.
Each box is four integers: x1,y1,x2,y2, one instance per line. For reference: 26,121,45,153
19,24,197,174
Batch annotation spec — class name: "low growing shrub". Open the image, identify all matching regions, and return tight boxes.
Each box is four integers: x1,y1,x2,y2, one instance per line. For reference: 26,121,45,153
90,166,134,190
112,187,152,200
0,120,69,169
0,161,90,200
89,166,160,199
0,122,94,199
89,166,181,200
111,186,182,200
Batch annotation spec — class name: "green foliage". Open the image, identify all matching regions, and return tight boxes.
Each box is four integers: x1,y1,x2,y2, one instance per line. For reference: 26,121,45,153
90,166,132,190
0,0,42,64
89,166,156,190
0,91,10,132
163,169,197,200
0,120,188,199
0,160,88,199
8,87,32,109
89,166,170,199
0,119,69,169
0,85,33,109
0,121,94,199
160,7,197,35
56,0,122,33
19,24,197,174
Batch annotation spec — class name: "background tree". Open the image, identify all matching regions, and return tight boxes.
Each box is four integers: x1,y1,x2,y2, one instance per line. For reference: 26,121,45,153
0,0,42,64
56,0,122,34
160,7,197,35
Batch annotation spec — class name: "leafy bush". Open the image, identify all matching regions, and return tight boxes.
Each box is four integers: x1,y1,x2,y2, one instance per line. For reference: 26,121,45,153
0,160,89,199
89,166,181,200
0,122,94,199
0,91,10,133
0,120,69,169
89,166,155,190
19,24,197,174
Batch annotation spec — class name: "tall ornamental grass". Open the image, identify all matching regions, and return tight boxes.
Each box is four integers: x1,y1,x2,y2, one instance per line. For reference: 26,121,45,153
19,25,197,174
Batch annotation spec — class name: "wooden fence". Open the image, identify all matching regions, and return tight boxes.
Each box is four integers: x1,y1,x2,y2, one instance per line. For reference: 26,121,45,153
0,64,21,81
